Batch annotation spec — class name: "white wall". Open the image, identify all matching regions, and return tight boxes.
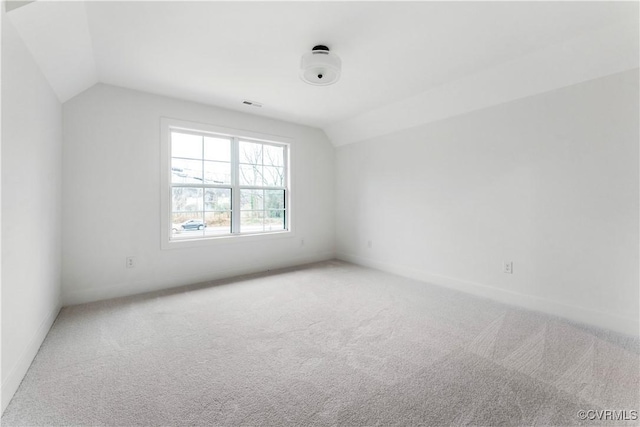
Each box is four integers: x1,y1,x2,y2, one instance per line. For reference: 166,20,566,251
336,69,639,336
1,13,63,412
62,84,335,305
325,17,639,147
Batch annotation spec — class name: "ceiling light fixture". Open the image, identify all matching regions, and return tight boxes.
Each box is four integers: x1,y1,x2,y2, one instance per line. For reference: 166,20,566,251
300,45,341,86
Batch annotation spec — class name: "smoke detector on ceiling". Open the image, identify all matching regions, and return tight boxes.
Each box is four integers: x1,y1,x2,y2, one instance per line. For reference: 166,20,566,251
300,45,341,86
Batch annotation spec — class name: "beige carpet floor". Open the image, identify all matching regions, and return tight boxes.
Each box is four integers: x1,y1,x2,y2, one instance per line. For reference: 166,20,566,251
2,260,638,426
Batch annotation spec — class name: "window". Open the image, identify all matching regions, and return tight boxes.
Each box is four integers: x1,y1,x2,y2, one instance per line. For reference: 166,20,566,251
161,119,292,248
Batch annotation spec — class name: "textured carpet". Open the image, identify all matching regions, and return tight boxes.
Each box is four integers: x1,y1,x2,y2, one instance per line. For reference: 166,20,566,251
2,260,639,426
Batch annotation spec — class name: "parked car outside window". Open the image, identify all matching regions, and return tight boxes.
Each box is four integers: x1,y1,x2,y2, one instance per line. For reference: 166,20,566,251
172,219,206,232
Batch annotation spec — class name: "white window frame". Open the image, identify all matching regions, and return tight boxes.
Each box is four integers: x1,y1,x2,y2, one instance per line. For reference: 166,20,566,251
161,118,294,249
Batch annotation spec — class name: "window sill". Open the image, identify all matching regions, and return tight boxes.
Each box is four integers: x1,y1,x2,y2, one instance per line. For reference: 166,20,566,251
161,229,294,250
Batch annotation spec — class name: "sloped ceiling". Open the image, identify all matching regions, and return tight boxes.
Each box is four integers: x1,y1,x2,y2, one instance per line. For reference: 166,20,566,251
7,1,639,146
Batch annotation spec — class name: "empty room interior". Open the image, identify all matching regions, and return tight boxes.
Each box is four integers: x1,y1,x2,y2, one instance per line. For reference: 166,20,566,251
1,0,639,425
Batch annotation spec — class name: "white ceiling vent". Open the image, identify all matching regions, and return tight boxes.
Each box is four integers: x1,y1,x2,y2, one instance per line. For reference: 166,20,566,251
300,45,341,86
242,100,263,108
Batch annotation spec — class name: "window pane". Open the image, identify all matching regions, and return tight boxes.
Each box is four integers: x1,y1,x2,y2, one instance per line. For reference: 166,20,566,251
171,132,202,159
204,211,231,235
240,189,264,210
265,190,285,210
171,212,205,239
204,161,231,185
204,137,231,162
172,158,203,184
205,188,231,211
265,210,285,231
263,144,284,167
263,166,284,187
239,141,262,165
241,210,264,233
239,164,262,186
172,187,203,212
167,127,289,242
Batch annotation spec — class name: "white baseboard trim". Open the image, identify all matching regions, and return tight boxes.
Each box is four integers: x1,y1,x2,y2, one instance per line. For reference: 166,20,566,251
337,252,639,337
1,304,62,414
63,251,335,306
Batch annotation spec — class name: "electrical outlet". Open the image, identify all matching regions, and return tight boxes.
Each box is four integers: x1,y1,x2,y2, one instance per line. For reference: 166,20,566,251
126,256,136,268
300,238,305,247
503,261,513,274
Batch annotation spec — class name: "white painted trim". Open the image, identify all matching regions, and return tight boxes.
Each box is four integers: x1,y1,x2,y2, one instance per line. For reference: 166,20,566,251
1,304,61,414
164,229,295,250
336,252,639,337
63,251,335,306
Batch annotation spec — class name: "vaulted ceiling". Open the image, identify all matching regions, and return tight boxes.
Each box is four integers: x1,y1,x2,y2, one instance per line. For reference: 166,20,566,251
6,1,639,146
